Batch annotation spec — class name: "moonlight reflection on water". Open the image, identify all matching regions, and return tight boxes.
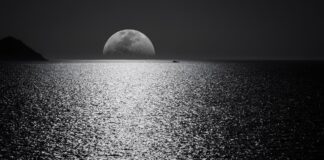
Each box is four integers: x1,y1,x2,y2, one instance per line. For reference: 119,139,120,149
0,61,323,159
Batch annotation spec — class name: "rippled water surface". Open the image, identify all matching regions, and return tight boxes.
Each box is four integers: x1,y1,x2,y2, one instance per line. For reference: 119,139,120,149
0,61,323,159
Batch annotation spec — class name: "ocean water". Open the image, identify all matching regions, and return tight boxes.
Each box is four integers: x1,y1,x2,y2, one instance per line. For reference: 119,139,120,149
0,61,323,159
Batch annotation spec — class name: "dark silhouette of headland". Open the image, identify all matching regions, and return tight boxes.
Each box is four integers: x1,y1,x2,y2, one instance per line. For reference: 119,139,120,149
0,36,46,61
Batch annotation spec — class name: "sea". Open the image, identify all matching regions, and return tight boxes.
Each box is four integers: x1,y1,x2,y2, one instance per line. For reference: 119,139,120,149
0,60,323,159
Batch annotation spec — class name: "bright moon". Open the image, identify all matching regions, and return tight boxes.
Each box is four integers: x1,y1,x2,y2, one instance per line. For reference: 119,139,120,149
103,29,155,58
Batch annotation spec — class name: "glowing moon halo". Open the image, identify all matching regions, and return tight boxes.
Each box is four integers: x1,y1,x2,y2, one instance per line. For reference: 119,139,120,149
103,29,155,58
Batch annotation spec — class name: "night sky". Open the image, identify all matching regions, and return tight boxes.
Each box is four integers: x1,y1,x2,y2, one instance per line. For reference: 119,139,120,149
0,0,322,60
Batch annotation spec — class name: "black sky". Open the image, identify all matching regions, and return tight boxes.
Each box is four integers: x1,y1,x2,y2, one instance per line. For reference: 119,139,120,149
0,0,322,60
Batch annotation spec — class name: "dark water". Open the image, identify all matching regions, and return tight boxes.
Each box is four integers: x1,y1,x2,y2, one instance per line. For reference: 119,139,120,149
0,61,323,159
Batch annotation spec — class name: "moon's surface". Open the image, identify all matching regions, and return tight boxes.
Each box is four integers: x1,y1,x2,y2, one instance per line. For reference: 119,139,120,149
103,29,155,58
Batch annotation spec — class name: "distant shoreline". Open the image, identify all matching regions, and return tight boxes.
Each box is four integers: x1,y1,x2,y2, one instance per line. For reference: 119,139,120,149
1,59,324,64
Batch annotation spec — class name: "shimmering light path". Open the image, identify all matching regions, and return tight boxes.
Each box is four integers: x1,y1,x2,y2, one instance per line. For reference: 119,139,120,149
0,61,323,159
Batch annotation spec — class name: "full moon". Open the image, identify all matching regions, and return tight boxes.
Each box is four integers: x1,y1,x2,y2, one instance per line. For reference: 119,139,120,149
103,29,155,58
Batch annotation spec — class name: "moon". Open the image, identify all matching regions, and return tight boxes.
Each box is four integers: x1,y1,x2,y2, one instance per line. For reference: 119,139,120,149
103,29,155,58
